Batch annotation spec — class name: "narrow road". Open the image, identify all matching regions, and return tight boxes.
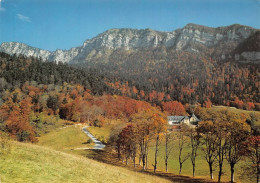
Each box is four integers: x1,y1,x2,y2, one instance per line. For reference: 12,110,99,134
82,127,106,150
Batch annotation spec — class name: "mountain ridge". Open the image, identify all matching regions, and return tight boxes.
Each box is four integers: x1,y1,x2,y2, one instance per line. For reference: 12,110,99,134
0,23,258,63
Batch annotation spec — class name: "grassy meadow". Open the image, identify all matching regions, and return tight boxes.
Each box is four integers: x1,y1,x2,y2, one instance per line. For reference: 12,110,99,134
211,105,259,114
210,106,260,125
0,141,171,183
87,125,112,144
37,124,94,155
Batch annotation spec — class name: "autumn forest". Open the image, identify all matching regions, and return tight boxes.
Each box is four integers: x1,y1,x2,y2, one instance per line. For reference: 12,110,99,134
0,50,259,183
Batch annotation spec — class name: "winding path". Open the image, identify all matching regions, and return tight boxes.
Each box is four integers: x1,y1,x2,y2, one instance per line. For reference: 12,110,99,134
82,126,106,150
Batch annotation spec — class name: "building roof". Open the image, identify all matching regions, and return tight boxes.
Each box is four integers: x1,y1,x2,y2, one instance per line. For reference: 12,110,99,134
168,116,187,123
191,113,200,122
167,113,200,126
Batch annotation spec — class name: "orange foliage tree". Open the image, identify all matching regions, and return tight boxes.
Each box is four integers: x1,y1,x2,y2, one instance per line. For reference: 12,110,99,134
5,97,37,142
162,101,186,115
152,113,167,173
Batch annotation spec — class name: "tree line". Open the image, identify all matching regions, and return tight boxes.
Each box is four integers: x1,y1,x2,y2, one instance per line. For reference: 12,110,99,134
111,109,260,183
0,52,111,95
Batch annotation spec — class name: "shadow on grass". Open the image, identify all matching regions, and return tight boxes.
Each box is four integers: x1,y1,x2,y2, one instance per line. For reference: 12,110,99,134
82,146,225,183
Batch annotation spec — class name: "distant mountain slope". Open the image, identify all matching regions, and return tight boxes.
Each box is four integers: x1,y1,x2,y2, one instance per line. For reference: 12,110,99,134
0,23,258,63
231,31,260,63
234,31,260,53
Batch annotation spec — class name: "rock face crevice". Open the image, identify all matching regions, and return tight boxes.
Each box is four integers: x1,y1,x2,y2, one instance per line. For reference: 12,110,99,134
0,23,258,63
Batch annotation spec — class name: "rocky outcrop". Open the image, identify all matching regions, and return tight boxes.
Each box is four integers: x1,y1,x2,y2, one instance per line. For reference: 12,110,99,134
0,42,81,63
0,23,258,63
0,42,51,60
234,52,260,63
231,31,260,63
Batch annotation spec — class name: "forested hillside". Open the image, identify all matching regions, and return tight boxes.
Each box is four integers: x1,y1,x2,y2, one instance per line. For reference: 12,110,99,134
77,47,259,110
0,49,259,143
0,52,162,142
0,52,110,95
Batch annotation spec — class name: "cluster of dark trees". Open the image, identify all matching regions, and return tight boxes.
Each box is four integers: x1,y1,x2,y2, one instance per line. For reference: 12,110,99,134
0,52,112,95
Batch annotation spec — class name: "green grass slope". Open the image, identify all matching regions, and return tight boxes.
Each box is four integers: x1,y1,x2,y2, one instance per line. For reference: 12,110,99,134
0,141,171,183
87,125,112,144
38,125,93,154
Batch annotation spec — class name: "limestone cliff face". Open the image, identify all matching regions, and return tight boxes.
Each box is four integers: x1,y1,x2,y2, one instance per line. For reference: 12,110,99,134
0,24,258,63
49,48,81,63
0,42,81,63
0,42,51,60
81,24,254,50
234,52,260,63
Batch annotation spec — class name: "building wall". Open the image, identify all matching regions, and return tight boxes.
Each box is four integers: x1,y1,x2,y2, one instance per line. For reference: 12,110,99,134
183,118,190,125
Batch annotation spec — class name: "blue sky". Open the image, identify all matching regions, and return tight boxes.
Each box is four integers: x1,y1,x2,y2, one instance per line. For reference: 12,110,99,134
0,0,259,51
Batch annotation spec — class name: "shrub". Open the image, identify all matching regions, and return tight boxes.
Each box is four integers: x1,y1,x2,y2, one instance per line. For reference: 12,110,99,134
0,132,11,156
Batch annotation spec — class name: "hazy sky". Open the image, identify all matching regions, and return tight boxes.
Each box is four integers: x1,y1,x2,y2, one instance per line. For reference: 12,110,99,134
0,0,259,51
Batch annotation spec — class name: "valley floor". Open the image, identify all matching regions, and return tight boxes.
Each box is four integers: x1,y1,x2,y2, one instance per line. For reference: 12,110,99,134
37,125,234,183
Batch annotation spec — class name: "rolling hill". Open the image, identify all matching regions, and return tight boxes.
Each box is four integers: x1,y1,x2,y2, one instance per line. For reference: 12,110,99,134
0,141,171,183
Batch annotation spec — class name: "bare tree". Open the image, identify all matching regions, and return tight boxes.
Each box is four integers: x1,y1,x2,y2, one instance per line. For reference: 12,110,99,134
245,134,260,183
164,129,174,172
152,114,167,173
188,127,201,177
198,121,218,180
130,132,138,168
215,122,228,183
136,122,152,170
132,110,154,170
177,124,190,175
225,121,250,183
